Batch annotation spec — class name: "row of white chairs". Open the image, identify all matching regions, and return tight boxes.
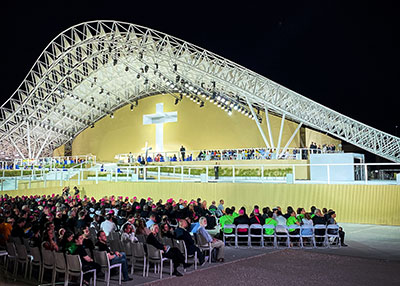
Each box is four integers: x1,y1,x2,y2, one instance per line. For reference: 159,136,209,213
3,242,122,286
222,224,341,248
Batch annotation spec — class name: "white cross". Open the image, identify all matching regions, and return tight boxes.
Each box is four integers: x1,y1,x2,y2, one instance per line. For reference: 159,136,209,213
143,103,178,151
141,141,152,160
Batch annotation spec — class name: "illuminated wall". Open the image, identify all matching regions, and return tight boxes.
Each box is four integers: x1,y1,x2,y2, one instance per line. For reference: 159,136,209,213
8,181,400,226
71,94,339,161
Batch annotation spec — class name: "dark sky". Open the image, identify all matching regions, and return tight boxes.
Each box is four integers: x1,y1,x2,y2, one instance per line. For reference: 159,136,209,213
1,1,398,136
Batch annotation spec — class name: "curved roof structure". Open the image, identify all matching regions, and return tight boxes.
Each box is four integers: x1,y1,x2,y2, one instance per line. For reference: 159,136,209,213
0,20,399,162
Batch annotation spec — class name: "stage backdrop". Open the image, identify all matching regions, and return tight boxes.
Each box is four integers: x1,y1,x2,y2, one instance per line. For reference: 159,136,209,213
7,180,400,226
58,94,340,161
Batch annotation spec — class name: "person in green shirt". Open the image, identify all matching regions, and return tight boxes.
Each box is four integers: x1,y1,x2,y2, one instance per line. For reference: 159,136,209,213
231,206,239,219
220,208,234,234
287,210,301,246
287,211,300,233
264,211,277,246
296,207,306,223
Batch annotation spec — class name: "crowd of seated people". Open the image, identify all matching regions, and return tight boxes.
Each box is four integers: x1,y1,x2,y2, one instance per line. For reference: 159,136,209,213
0,187,347,282
219,204,347,247
0,189,231,281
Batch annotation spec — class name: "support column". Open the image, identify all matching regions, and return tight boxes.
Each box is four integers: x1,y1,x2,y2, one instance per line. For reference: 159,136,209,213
276,114,286,155
264,108,275,149
35,133,51,159
27,122,32,159
246,97,270,148
10,138,25,159
279,123,303,158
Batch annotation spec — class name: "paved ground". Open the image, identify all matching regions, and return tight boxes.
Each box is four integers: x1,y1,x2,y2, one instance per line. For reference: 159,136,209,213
1,223,399,285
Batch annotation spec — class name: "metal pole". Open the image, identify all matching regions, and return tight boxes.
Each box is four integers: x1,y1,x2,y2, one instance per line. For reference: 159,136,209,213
261,165,264,181
232,165,235,183
364,164,368,185
158,166,160,182
279,123,303,158
181,166,184,182
264,108,275,149
96,170,98,184
327,165,330,185
246,97,270,148
276,114,286,156
292,165,296,184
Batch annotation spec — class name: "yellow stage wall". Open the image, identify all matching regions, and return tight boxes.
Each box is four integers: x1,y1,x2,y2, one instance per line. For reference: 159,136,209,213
6,181,400,226
69,94,340,161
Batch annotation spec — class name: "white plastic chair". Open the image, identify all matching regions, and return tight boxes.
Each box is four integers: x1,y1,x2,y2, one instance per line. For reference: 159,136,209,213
314,224,327,247
249,224,263,247
235,224,250,248
15,244,32,278
5,242,17,277
222,224,236,246
28,246,41,280
300,225,315,248
146,244,173,279
53,251,68,286
174,239,198,271
40,249,55,283
132,242,147,277
66,254,96,286
93,250,121,286
262,225,277,248
326,224,341,248
275,225,289,248
287,225,302,248
195,233,214,263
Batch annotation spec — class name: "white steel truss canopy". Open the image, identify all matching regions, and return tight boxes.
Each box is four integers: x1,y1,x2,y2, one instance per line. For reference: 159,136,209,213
0,21,399,162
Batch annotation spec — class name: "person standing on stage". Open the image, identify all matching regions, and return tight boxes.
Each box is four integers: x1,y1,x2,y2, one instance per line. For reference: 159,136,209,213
214,162,219,180
180,145,186,161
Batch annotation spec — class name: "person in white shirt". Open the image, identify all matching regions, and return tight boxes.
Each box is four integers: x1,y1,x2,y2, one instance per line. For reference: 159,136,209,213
120,215,136,235
198,217,225,262
121,223,138,243
100,214,116,237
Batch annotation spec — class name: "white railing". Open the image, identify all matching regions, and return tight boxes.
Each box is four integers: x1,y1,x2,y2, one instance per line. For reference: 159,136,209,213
115,147,341,163
0,155,96,170
1,162,399,191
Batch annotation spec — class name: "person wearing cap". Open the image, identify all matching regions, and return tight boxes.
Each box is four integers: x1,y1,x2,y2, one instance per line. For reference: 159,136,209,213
249,208,264,239
233,208,250,243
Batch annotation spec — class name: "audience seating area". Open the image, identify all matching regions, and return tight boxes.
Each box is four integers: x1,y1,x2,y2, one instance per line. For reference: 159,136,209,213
0,189,346,284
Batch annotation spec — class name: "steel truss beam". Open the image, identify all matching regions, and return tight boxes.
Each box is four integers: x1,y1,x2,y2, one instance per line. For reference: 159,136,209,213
0,21,398,162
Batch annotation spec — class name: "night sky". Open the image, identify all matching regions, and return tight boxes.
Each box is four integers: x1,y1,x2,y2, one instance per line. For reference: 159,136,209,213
1,1,398,138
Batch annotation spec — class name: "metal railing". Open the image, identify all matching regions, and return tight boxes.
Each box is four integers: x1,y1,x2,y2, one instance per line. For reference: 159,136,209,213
1,162,399,191
0,155,97,170
115,147,341,163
